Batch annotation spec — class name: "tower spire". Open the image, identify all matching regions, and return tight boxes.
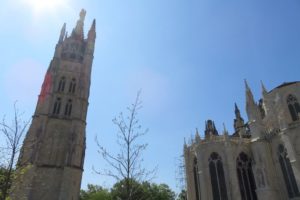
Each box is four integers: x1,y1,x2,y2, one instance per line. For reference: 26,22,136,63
223,123,228,135
245,80,261,121
88,19,96,41
58,23,66,43
88,19,96,43
195,128,201,143
233,103,245,134
245,79,256,106
205,120,218,138
72,9,86,39
261,80,268,96
86,19,96,56
235,102,241,119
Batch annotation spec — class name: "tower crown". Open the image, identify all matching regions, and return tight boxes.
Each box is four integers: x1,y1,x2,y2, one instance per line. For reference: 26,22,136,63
56,9,96,63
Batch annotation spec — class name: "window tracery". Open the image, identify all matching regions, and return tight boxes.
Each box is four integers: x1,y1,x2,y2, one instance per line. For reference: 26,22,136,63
53,97,61,115
64,99,73,116
209,152,228,200
287,94,300,121
58,77,66,92
278,144,300,198
236,152,257,200
69,78,76,94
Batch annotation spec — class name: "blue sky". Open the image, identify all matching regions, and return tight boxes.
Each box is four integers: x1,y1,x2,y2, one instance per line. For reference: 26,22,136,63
1,0,300,193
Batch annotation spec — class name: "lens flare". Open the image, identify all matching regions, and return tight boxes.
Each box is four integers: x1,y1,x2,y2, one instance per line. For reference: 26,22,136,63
21,0,68,14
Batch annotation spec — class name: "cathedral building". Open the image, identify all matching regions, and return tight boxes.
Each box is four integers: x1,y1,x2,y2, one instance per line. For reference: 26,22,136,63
184,81,300,200
10,10,96,200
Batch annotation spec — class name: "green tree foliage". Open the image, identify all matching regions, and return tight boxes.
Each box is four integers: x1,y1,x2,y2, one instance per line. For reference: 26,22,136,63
110,179,145,200
140,182,175,200
80,180,176,200
111,180,176,200
176,190,187,200
0,167,6,199
0,167,15,200
80,184,112,200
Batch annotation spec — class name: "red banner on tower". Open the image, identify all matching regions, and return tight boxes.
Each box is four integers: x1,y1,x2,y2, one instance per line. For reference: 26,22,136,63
39,71,52,103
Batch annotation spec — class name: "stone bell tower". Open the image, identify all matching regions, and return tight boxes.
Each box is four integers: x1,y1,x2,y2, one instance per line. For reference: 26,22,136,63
10,9,96,200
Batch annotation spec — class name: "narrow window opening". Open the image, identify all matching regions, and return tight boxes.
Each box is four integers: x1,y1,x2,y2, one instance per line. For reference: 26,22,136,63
53,97,61,115
236,152,257,200
64,99,73,116
287,95,300,121
209,152,228,200
69,78,76,94
278,144,300,198
57,77,66,92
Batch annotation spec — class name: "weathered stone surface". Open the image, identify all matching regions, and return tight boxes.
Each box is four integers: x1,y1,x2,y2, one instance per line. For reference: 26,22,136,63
10,9,96,200
185,82,300,200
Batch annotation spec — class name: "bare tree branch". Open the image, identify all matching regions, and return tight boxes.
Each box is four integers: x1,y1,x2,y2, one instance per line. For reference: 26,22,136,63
0,102,30,200
94,91,157,200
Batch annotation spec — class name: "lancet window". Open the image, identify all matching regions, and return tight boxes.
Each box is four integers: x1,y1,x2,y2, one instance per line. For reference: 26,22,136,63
209,152,228,200
69,78,76,94
236,152,257,200
193,157,200,200
53,97,61,115
278,144,300,198
58,77,66,92
64,99,73,116
287,94,300,121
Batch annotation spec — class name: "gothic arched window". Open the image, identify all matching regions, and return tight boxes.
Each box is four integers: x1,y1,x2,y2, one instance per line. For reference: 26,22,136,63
287,94,300,121
209,152,228,200
193,157,200,200
236,152,257,200
53,97,61,115
69,78,76,94
278,144,300,198
64,99,73,116
58,77,66,92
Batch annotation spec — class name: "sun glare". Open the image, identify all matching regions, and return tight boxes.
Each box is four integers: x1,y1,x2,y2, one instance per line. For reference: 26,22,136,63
21,0,67,14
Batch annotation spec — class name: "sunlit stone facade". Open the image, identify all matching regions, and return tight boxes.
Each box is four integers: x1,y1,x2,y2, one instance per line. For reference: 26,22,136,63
10,10,96,200
185,81,300,200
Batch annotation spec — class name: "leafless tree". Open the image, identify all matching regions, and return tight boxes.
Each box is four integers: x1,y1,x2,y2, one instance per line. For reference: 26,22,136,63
0,102,30,200
94,91,156,200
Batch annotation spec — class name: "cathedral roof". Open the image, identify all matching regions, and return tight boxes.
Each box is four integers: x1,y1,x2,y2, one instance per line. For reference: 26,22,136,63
269,81,300,93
